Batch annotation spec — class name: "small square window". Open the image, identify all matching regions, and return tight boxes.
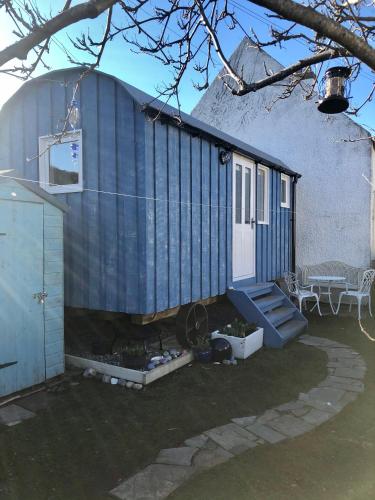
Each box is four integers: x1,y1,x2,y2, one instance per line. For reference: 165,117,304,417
280,173,290,208
39,130,83,194
257,165,269,224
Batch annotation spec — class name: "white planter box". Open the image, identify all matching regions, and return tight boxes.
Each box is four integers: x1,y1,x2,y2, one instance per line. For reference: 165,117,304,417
211,327,264,359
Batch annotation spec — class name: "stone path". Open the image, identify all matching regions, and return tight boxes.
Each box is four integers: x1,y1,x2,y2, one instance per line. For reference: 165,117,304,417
110,335,366,500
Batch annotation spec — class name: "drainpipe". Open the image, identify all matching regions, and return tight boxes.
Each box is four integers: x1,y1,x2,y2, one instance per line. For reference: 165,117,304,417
291,175,298,273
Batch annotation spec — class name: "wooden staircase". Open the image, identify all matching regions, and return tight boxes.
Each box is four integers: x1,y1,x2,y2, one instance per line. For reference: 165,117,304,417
227,282,308,348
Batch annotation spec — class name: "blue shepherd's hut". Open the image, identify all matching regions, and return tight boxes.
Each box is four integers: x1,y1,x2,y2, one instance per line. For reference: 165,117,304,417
0,68,307,347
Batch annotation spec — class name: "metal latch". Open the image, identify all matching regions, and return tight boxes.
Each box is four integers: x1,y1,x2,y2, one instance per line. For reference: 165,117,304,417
33,291,48,304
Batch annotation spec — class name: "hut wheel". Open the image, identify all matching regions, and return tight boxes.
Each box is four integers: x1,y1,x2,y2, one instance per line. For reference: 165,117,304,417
176,303,209,348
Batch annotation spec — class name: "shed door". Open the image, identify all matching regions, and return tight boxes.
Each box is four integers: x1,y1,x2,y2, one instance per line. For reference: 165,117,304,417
0,200,45,398
232,155,256,281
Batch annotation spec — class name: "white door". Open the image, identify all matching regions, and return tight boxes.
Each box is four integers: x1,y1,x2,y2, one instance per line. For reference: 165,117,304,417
232,154,256,281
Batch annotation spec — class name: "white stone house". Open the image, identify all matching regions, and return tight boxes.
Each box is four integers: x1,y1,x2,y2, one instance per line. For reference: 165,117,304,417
192,39,375,269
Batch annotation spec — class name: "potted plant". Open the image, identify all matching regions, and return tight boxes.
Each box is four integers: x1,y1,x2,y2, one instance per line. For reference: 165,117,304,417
192,334,212,363
211,318,263,359
122,343,148,370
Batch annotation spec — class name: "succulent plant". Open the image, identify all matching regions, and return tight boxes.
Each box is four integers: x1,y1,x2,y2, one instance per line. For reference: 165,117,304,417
220,319,257,338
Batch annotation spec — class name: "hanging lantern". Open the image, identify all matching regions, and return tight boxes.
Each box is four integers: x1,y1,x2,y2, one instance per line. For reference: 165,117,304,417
318,66,351,114
68,99,80,129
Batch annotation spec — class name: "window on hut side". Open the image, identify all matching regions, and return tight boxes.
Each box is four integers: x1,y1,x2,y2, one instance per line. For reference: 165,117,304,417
257,165,269,224
280,173,290,208
39,130,83,194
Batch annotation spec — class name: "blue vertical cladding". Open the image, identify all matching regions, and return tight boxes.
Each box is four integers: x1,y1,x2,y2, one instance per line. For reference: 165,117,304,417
179,131,192,304
0,67,292,315
142,122,231,314
0,69,144,314
255,167,292,282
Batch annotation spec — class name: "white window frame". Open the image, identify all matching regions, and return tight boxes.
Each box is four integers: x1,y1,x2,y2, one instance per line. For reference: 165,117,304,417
280,173,290,209
257,164,270,225
39,130,83,194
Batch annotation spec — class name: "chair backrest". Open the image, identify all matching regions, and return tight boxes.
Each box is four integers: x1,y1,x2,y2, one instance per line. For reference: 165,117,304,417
358,269,375,294
301,260,365,288
284,272,299,295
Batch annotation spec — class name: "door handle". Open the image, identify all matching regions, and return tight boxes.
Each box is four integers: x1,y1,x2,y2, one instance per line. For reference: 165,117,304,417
33,291,48,304
251,218,256,228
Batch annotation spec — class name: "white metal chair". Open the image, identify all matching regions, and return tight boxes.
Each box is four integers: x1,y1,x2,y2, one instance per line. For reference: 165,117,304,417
284,272,322,316
335,269,375,320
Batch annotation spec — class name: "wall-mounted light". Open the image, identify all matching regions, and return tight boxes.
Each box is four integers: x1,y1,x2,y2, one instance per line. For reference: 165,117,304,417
219,150,232,165
318,66,351,114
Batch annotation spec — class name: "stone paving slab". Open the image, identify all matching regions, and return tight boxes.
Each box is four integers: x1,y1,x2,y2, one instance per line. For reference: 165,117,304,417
255,409,279,424
323,348,359,359
333,367,366,379
303,386,346,404
291,407,310,417
319,376,364,393
231,416,256,427
156,447,198,466
268,414,314,438
110,464,196,500
0,404,36,427
276,400,306,412
192,445,233,469
184,434,208,449
204,423,258,454
245,422,286,444
302,398,339,414
327,360,366,369
302,408,332,426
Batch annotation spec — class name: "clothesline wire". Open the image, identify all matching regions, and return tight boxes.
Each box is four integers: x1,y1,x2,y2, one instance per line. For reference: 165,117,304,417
0,171,369,218
0,172,299,215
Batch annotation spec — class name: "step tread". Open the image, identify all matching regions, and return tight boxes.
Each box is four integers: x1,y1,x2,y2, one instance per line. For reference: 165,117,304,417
265,306,295,326
253,293,284,311
277,319,306,340
235,283,274,298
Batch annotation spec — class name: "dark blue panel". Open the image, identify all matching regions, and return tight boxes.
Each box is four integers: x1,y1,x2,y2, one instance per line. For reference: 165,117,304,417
226,157,232,288
23,90,38,180
81,74,101,310
144,120,156,313
191,136,201,301
134,105,146,312
98,76,117,310
201,140,210,298
218,155,227,294
168,125,181,308
180,131,192,304
154,121,169,310
210,145,219,296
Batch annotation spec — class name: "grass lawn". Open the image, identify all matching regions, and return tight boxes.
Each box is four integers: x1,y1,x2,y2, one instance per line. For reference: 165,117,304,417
0,304,373,499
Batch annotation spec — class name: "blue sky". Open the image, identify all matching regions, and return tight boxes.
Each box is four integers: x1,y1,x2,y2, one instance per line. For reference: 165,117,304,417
0,1,374,132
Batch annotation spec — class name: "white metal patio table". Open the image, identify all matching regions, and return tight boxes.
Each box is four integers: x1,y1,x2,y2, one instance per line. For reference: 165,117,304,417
308,275,346,314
